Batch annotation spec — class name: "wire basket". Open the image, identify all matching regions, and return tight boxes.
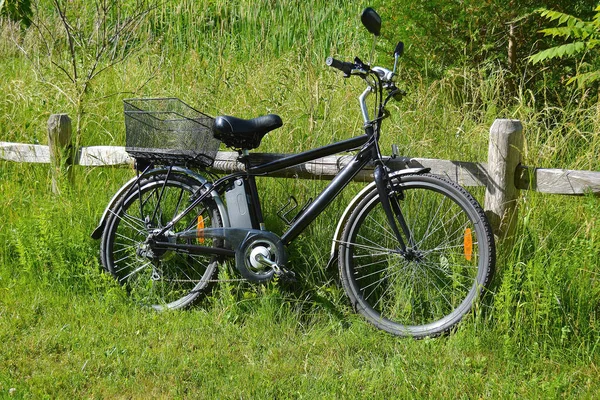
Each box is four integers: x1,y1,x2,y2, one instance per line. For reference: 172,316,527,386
124,98,220,167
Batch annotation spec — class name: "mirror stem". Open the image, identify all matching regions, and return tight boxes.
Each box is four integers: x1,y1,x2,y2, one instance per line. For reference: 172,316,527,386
369,36,377,67
392,54,399,75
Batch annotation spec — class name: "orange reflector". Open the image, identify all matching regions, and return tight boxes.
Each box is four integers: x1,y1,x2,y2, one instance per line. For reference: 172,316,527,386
463,227,473,261
197,215,205,244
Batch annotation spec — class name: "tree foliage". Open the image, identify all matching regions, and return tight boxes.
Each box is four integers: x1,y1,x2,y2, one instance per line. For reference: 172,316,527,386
374,0,598,107
0,0,32,26
529,6,600,87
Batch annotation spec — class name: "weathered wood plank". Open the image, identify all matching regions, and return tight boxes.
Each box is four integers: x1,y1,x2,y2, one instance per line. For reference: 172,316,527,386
0,143,486,185
3,142,600,196
78,146,133,166
401,158,489,187
211,152,489,185
0,142,50,163
517,166,600,195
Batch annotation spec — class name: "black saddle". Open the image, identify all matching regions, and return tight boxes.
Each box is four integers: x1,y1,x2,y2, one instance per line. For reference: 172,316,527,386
213,114,283,150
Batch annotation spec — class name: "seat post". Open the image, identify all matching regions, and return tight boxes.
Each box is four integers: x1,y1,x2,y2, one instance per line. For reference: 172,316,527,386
246,174,265,230
237,149,250,167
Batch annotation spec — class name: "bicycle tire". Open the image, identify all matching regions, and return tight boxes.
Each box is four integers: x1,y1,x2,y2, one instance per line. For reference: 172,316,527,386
100,172,223,310
338,173,495,338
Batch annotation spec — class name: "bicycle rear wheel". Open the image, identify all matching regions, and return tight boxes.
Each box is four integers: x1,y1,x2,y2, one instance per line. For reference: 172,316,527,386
338,173,495,337
100,172,223,310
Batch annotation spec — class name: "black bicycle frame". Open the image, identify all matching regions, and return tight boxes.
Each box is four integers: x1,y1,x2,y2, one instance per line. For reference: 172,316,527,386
154,132,377,251
249,134,373,244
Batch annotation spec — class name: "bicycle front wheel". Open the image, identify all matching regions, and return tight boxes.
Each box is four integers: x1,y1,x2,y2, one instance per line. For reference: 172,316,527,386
100,172,223,310
338,173,495,338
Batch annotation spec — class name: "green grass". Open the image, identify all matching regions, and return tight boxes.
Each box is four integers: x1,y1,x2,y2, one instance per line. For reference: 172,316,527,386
1,0,600,397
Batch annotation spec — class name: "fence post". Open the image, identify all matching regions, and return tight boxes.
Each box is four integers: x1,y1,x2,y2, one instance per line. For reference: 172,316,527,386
47,114,74,194
484,119,524,242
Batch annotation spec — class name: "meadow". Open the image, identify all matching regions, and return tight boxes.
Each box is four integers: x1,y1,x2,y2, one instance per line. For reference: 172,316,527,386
1,0,599,397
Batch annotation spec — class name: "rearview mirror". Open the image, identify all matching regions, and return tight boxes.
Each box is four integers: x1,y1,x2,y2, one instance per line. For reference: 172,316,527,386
394,41,404,58
361,8,381,37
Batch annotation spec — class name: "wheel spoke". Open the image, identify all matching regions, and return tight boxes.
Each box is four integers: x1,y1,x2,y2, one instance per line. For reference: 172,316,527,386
336,239,395,254
416,207,465,249
119,261,153,282
109,208,146,235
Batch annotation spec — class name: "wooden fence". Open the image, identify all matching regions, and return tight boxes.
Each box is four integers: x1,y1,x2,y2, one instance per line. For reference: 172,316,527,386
2,114,600,241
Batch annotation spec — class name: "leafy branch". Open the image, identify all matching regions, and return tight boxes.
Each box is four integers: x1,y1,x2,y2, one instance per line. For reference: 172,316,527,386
529,5,600,87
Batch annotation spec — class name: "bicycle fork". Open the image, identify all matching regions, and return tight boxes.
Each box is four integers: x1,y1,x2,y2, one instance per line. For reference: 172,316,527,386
373,165,416,257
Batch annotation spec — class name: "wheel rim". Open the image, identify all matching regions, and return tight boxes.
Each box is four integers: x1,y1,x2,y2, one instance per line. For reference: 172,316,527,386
105,177,220,309
342,179,490,336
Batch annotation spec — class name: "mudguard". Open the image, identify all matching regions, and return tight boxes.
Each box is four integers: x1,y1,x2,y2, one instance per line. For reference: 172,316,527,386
91,167,229,239
327,167,429,267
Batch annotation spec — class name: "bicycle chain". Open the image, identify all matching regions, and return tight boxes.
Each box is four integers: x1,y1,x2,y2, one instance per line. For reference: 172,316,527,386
169,271,296,284
169,277,247,283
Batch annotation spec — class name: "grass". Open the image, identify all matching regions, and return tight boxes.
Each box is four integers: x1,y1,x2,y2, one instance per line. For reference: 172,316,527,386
1,0,600,397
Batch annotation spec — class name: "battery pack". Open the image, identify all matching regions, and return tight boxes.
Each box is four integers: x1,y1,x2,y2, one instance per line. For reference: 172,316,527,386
225,179,253,229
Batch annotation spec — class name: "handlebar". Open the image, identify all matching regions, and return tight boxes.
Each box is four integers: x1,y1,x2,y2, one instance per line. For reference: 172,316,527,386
326,55,405,125
326,57,396,85
325,57,354,77
371,66,395,83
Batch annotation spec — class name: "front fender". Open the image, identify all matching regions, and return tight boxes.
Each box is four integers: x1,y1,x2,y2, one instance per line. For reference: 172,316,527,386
91,167,229,239
327,167,429,266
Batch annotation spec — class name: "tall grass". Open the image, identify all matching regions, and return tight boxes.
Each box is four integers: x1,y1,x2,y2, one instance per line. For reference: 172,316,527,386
1,0,600,397
150,0,363,57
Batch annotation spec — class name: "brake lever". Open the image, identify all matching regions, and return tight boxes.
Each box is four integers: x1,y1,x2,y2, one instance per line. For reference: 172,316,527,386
389,86,406,101
354,57,370,70
350,57,370,77
394,88,406,101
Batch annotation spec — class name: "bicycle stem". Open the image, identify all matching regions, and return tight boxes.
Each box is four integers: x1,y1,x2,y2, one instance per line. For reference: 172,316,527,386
359,86,373,124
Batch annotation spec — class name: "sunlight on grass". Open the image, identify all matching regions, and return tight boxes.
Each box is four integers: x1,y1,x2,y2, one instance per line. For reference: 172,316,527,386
1,0,599,397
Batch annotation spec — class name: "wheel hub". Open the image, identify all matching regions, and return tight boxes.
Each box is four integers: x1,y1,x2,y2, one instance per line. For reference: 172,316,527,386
137,231,174,260
403,248,425,263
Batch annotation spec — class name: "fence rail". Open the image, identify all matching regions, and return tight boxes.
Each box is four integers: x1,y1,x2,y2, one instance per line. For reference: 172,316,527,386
4,141,597,194
2,115,600,240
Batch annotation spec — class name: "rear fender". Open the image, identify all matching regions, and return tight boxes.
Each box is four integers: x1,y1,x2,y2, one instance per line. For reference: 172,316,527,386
91,167,228,239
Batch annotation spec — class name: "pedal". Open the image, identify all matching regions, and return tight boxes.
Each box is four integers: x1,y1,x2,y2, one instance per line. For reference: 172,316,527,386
255,253,296,283
275,267,297,283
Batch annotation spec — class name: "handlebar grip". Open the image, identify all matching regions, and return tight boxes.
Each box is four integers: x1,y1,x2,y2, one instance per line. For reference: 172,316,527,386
326,57,353,76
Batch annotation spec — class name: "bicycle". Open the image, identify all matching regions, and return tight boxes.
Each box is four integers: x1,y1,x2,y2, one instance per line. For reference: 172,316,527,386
92,8,495,338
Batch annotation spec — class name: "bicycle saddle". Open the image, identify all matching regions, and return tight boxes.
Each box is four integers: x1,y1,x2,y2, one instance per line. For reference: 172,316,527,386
213,114,283,150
